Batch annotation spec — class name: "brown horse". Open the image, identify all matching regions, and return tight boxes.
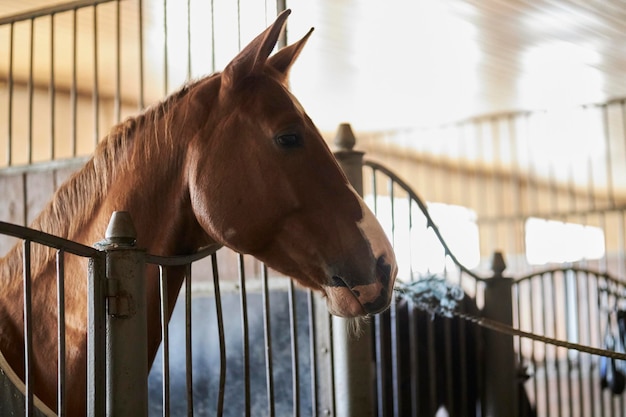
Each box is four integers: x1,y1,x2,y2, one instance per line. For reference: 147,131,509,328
0,10,397,416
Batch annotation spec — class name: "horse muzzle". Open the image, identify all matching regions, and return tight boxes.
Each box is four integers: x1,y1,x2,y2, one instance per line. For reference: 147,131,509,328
324,255,396,318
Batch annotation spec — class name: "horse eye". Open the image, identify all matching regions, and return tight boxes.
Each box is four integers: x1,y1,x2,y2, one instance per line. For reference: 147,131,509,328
275,133,301,148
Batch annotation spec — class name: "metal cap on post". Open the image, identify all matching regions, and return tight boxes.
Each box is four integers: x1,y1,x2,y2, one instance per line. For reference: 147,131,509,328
482,251,519,417
95,211,148,417
334,123,365,197
332,123,375,417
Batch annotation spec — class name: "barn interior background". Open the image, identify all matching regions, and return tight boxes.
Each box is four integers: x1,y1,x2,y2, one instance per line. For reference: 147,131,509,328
1,0,626,416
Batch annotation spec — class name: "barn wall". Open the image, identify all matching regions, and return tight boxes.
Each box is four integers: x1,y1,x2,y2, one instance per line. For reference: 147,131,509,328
354,103,626,278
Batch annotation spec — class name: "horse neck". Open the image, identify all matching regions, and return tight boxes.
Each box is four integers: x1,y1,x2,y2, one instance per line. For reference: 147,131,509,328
0,80,218,410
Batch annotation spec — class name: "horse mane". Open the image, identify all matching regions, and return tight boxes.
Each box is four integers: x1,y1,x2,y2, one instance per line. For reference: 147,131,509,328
1,75,212,277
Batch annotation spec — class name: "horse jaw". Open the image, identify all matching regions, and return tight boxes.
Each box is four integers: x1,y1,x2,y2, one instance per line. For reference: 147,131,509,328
323,187,398,318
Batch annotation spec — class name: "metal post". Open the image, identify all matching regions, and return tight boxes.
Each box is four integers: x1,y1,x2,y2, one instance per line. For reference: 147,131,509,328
482,251,518,417
333,123,365,197
332,123,376,417
95,211,148,417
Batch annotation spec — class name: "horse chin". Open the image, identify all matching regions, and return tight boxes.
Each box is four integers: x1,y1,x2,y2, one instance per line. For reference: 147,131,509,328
323,286,368,318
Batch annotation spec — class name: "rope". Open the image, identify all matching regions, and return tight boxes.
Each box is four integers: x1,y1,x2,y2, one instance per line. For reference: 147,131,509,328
451,309,626,361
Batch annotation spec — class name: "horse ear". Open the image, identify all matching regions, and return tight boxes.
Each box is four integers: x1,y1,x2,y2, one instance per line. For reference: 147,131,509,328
222,9,291,88
267,28,314,82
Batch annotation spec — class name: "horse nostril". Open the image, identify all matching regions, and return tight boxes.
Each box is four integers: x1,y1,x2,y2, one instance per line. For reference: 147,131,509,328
377,256,391,285
331,275,348,288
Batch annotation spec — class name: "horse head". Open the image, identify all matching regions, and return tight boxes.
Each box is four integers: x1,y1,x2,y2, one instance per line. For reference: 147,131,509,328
186,10,397,318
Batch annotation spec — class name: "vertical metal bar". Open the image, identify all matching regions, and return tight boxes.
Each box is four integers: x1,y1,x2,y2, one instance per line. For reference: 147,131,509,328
564,272,575,416
236,0,241,51
49,13,56,160
210,0,215,73
211,253,226,417
159,266,170,417
457,303,469,417
426,318,438,414
550,274,563,417
92,5,100,147
328,309,336,416
307,290,317,417
7,22,14,166
56,250,66,417
541,274,551,416
237,254,251,417
261,263,275,417
162,0,168,95
137,0,145,110
374,313,388,416
528,279,539,416
186,0,192,79
276,0,287,48
288,279,300,417
23,240,34,417
88,254,106,417
27,18,34,164
408,300,420,417
390,297,400,417
70,9,77,156
114,0,121,123
185,264,193,417
601,104,616,208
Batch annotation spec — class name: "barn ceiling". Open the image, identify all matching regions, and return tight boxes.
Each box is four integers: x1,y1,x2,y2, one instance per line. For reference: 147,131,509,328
2,0,626,132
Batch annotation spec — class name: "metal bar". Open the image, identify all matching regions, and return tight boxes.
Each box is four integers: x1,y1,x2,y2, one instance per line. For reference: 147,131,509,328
92,4,100,147
0,0,117,25
550,273,563,417
390,297,400,417
162,0,168,95
56,250,67,417
564,272,575,417
236,0,241,51
23,240,34,417
288,279,300,417
186,0,192,79
374,313,388,416
87,254,106,416
328,308,336,416
237,254,251,417
6,22,14,166
601,104,616,208
114,0,121,123
71,9,77,157
408,300,420,417
185,264,193,417
307,290,317,417
159,266,170,417
212,253,226,416
210,0,215,72
137,0,145,110
49,13,56,160
27,18,34,164
276,0,287,47
261,263,275,417
22,172,28,225
541,274,551,416
0,221,99,257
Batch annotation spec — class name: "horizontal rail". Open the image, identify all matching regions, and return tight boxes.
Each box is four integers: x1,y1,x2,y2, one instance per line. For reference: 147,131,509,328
0,0,117,26
145,243,222,266
0,221,100,258
513,265,625,286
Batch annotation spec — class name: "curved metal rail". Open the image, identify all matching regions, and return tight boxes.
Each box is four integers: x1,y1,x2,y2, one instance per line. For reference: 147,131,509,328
364,159,487,283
